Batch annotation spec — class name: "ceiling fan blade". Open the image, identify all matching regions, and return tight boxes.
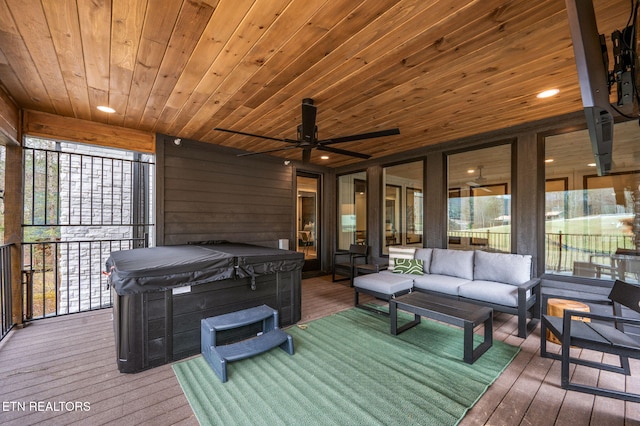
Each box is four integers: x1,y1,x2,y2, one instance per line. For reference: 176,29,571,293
300,99,317,143
466,181,492,192
316,144,371,159
236,145,299,157
319,128,400,145
214,128,298,144
302,147,312,163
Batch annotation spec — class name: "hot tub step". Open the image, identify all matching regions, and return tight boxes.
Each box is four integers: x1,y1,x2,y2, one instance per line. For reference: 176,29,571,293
201,305,294,382
203,304,278,331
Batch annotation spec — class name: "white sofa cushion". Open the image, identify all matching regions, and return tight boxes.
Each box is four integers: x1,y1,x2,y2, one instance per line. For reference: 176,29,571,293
414,248,432,274
387,246,416,272
458,280,526,308
354,270,414,295
429,248,474,280
473,250,531,285
412,274,471,296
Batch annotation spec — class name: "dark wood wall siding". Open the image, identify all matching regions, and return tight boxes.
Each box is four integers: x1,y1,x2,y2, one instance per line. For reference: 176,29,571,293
157,135,295,248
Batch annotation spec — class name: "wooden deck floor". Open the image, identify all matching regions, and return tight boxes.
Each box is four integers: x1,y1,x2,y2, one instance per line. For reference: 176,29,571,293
0,275,638,425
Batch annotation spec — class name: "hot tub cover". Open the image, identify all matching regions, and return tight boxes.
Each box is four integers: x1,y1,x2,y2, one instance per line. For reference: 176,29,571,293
106,243,304,295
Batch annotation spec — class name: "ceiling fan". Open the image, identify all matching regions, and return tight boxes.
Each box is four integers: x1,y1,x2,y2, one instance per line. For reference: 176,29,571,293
214,98,400,163
466,165,492,192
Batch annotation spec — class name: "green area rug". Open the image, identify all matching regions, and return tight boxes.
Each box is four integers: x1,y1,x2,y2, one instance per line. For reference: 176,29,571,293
173,308,519,426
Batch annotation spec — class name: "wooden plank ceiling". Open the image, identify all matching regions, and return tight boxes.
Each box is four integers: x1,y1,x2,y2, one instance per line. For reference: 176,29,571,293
0,0,632,167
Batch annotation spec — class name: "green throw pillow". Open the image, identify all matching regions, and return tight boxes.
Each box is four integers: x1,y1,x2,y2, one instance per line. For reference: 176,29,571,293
393,258,424,275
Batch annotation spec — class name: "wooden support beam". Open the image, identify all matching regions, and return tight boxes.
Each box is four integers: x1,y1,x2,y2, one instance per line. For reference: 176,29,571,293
6,143,23,326
0,85,23,325
23,110,155,153
0,85,19,145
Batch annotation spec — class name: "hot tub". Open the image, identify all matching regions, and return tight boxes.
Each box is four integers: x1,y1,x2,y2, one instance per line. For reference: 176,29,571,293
106,243,304,373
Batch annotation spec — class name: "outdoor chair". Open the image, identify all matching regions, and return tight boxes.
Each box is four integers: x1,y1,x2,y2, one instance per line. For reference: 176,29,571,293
332,244,368,286
298,231,313,254
584,248,640,281
540,280,640,402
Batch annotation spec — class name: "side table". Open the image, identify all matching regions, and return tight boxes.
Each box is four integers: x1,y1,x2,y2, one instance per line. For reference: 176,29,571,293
355,263,388,275
352,263,388,287
545,298,590,344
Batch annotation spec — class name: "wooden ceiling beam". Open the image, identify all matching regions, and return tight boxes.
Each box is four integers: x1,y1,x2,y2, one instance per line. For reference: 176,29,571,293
23,109,155,153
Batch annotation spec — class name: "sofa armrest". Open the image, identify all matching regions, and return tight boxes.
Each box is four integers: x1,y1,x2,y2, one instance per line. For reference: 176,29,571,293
517,277,541,309
516,277,541,338
516,277,541,293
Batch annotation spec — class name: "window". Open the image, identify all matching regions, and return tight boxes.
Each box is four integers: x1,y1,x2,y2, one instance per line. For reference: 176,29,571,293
447,145,511,252
337,172,367,250
545,120,640,283
382,161,423,254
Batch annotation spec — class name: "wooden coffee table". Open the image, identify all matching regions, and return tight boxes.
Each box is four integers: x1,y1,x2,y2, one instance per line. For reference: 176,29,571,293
389,292,493,364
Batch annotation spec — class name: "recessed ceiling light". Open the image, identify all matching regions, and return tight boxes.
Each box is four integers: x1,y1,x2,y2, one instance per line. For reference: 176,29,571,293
537,89,560,99
588,163,596,167
97,105,116,113
467,169,475,174
544,158,554,163
320,155,329,160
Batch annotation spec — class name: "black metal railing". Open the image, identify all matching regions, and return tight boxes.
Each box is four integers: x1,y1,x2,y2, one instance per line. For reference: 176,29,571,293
21,143,154,320
447,230,511,253
22,238,144,320
544,231,635,273
22,147,154,228
447,229,636,280
0,244,13,341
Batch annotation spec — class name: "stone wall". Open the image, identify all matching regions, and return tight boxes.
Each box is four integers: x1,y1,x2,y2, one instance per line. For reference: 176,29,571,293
56,143,152,314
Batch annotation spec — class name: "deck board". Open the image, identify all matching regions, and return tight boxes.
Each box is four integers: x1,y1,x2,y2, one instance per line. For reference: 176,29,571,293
0,275,639,425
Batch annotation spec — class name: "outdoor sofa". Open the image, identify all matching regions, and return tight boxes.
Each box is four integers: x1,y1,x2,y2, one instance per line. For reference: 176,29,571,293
353,247,541,338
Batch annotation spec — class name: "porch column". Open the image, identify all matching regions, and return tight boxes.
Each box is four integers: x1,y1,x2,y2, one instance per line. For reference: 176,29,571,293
5,143,23,326
425,151,447,248
514,133,544,276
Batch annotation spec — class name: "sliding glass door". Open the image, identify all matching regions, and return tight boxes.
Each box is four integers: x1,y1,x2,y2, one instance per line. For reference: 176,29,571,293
297,172,320,271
